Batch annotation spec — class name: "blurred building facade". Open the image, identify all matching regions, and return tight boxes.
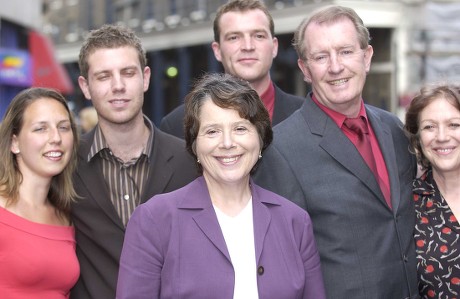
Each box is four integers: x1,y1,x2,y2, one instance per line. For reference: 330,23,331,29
0,0,41,118
42,0,460,124
0,0,74,119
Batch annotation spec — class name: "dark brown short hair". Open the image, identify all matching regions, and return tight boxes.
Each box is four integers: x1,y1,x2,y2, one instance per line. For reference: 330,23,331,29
79,24,147,78
213,0,274,42
184,73,273,174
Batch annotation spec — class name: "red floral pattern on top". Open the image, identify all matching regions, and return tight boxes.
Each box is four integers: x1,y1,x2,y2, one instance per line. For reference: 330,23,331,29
413,169,460,298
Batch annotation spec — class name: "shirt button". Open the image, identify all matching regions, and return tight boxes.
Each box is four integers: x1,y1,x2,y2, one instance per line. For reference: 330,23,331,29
403,254,408,262
257,266,264,275
124,194,130,200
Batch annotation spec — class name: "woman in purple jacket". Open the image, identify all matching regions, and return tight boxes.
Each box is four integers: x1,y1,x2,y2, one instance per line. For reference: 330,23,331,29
116,73,326,299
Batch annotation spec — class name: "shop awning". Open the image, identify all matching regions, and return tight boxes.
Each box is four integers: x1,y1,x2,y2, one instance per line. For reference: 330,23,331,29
29,30,74,94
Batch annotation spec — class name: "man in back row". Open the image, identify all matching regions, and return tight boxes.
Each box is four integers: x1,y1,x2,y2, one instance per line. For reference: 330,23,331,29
160,0,304,138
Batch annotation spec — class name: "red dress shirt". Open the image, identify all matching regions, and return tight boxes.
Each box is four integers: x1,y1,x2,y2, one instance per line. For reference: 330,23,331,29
260,82,275,122
311,94,391,207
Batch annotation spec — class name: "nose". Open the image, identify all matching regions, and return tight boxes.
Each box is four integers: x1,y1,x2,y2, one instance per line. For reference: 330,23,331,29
436,126,450,142
49,127,62,144
328,53,344,73
111,74,125,92
221,130,235,149
242,36,255,51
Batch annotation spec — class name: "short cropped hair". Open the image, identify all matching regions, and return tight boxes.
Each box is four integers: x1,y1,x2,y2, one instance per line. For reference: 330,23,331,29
78,24,147,78
293,5,370,61
213,0,275,42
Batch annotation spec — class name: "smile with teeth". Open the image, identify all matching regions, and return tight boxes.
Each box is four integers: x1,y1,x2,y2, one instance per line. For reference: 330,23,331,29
330,78,348,85
44,151,62,158
435,148,453,154
218,156,240,163
111,100,127,104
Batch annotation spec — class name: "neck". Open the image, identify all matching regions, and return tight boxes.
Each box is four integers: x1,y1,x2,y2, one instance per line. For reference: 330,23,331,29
99,115,150,162
433,169,460,198
204,175,252,216
249,76,271,97
433,168,460,222
17,175,51,207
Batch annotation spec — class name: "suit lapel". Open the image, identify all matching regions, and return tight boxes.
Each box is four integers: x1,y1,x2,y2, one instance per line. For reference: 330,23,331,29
141,128,174,203
272,85,287,125
180,178,231,262
180,179,277,265
367,108,401,212
251,183,272,263
76,133,124,229
302,100,385,204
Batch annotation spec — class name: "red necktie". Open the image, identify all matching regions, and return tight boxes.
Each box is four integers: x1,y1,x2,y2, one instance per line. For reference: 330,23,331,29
344,117,392,208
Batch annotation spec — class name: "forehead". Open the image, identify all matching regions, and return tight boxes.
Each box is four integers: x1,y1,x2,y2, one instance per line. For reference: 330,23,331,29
86,46,140,72
305,17,358,50
219,9,270,33
23,98,68,121
199,99,244,122
421,97,459,116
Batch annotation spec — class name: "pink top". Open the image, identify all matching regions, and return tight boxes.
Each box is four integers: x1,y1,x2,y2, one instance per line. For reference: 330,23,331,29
0,207,79,299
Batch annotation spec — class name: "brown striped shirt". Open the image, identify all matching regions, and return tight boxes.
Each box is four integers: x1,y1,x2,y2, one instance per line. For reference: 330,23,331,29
87,117,154,226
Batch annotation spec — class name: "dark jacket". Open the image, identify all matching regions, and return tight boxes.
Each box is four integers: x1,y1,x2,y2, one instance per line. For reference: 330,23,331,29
70,124,198,299
254,94,419,299
160,83,304,138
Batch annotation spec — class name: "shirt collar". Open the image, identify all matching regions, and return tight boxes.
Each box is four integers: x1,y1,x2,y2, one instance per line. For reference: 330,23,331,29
311,93,368,128
87,115,154,162
260,81,275,106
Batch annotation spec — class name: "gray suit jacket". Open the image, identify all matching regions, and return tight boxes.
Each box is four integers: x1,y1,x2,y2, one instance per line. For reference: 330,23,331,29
160,83,304,139
254,95,419,299
70,124,198,299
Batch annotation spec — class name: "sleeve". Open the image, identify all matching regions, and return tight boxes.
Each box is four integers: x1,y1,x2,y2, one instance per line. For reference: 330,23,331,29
116,205,164,299
299,212,327,299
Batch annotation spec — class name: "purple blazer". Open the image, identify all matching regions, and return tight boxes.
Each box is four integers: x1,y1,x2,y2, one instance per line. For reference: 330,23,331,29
117,177,325,299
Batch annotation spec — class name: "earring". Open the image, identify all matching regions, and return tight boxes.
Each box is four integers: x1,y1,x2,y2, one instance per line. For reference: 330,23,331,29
14,149,20,154
258,152,262,159
197,158,200,164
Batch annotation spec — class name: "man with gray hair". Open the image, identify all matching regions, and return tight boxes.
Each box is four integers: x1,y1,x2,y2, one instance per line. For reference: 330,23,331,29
255,6,419,299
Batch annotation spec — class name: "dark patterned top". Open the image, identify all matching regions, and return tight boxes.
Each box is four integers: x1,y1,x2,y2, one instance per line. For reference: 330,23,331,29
413,169,460,298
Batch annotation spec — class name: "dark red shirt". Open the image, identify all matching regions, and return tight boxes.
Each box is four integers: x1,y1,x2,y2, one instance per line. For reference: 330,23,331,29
311,94,391,207
260,82,275,122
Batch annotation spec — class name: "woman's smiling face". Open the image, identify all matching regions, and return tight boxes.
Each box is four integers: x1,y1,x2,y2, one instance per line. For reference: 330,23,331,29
419,97,460,175
195,98,261,187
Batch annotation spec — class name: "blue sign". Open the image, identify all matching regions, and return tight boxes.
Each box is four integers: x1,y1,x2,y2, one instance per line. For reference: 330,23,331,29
0,48,32,86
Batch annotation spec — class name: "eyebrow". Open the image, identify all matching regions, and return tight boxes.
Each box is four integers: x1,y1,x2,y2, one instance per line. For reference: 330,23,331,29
92,65,138,76
223,28,269,37
32,119,71,125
